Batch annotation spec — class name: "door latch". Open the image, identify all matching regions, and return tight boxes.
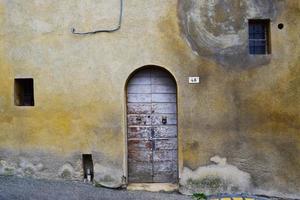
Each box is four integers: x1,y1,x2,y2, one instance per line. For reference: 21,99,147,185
162,116,167,124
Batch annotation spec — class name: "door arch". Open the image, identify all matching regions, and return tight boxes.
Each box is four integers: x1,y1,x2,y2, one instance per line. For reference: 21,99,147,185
126,66,178,183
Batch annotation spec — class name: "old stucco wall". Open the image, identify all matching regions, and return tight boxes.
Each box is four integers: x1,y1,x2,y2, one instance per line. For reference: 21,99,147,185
0,0,299,198
178,0,300,197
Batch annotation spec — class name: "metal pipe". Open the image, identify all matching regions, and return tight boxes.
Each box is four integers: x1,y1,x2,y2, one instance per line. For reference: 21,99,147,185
71,0,123,35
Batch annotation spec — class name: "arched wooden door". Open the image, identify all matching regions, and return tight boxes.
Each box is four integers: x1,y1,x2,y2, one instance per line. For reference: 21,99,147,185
127,67,178,183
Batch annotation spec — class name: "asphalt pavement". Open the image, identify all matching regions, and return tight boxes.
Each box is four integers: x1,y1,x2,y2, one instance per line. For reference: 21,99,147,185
0,176,191,200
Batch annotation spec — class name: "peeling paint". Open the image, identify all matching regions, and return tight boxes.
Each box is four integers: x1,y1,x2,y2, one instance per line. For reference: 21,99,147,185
178,0,285,68
93,163,123,188
58,163,75,179
180,156,251,195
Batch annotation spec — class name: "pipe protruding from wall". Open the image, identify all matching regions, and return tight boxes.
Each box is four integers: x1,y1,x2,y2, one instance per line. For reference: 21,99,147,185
71,0,123,35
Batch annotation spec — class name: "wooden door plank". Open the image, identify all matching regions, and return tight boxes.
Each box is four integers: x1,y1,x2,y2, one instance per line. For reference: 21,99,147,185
152,85,176,93
128,114,152,126
127,103,151,114
128,126,151,138
153,172,177,183
127,94,151,103
152,103,176,114
153,126,177,138
133,69,152,77
154,138,177,150
128,150,152,162
151,77,175,85
152,94,176,103
151,70,170,77
127,85,151,94
151,114,177,125
128,161,153,183
153,150,177,161
128,77,151,85
153,161,177,172
128,139,152,149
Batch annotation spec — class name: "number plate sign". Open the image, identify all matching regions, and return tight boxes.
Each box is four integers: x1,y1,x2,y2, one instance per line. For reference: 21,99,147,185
189,77,200,84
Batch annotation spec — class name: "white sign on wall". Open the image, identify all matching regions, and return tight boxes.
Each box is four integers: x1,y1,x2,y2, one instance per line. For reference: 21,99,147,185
189,77,200,84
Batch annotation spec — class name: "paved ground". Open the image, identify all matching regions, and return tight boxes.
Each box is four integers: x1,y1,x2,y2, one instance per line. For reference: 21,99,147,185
0,176,191,200
0,176,297,200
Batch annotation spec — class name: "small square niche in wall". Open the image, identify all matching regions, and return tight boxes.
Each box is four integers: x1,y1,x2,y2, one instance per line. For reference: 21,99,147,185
14,78,34,106
248,19,271,55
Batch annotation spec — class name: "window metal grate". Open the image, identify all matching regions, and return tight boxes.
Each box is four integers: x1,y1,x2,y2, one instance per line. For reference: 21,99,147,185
248,19,270,55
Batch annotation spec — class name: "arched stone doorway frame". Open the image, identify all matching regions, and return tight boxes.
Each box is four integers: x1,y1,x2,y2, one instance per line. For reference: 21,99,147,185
123,65,180,186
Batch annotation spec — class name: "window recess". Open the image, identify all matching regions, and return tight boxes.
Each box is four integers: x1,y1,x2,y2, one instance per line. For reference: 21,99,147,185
14,78,34,106
248,19,271,55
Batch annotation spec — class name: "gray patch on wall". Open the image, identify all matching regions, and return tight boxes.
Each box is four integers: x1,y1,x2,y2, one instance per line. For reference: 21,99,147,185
178,0,284,69
0,149,123,188
179,156,252,195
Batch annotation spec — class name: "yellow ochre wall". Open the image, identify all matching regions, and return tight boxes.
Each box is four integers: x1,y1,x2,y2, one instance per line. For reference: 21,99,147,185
0,0,299,197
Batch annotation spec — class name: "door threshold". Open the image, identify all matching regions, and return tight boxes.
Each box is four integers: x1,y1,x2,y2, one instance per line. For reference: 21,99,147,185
127,183,178,192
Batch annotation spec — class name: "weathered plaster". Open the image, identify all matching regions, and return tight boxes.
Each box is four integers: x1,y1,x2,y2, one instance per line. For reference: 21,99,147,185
180,156,251,195
178,0,285,68
0,0,299,197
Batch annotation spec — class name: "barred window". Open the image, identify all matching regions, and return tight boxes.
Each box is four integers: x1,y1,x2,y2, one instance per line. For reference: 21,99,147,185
249,19,270,55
